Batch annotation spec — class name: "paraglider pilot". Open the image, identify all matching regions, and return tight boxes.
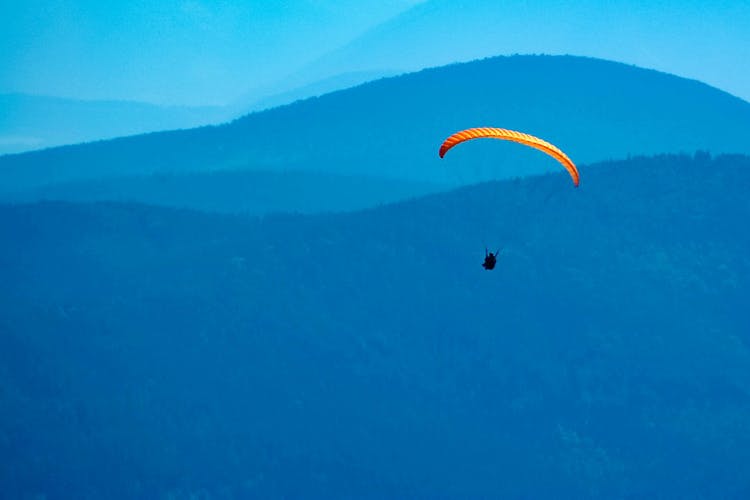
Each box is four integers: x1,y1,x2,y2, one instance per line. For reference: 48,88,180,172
483,248,499,270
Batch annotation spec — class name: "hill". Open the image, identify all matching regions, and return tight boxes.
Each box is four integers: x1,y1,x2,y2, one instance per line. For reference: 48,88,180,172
1,153,749,497
0,93,227,155
1,56,749,213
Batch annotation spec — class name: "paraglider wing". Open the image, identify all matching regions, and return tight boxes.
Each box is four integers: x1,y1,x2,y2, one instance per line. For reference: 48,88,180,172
439,127,580,187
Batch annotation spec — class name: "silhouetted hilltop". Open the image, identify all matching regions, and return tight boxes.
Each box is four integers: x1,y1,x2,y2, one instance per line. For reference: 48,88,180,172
2,153,749,497
2,56,749,200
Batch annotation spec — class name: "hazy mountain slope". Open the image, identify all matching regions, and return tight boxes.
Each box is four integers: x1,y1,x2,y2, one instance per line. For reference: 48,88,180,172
298,0,750,102
4,169,443,215
1,56,748,202
2,153,749,497
0,93,228,155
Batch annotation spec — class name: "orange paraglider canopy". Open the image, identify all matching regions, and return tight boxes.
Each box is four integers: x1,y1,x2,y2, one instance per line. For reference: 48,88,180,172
439,127,580,187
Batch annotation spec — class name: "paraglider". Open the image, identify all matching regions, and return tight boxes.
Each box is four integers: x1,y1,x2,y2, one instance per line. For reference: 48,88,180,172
439,127,580,187
439,127,579,269
482,249,500,270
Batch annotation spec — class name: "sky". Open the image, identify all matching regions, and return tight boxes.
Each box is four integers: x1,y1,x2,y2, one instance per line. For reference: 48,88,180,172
0,0,422,106
297,0,750,104
1,0,748,107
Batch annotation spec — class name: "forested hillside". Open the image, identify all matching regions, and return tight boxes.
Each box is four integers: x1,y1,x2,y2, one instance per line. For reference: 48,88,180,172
1,154,749,497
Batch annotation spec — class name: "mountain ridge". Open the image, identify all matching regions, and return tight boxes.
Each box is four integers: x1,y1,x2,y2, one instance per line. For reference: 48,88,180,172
2,55,749,212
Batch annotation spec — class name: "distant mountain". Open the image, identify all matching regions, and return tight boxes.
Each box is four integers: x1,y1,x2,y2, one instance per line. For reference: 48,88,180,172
2,153,749,497
298,0,750,102
1,72,401,158
0,93,228,155
1,56,749,212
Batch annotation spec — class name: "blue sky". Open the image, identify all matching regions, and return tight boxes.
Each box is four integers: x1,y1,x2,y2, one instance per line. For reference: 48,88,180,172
0,1,422,105
1,0,748,106
297,0,750,104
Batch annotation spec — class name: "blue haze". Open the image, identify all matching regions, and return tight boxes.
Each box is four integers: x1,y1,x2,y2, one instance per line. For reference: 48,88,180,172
1,2,750,498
